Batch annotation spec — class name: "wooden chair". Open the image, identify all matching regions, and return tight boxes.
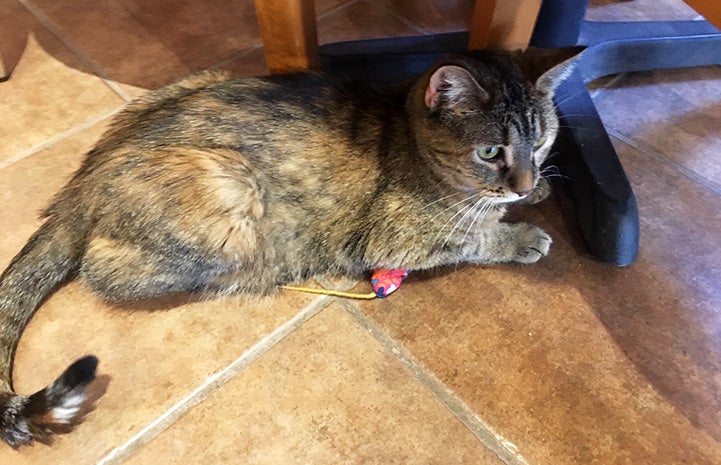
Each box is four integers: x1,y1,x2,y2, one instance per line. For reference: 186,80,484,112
253,0,721,74
253,0,544,74
685,0,721,27
0,49,7,82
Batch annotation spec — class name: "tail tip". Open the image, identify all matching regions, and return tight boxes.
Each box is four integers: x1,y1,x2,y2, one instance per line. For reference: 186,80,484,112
1,355,101,448
61,355,99,388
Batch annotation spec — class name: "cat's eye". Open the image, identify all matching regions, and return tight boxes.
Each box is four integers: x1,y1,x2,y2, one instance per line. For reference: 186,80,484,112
476,146,501,161
533,134,547,149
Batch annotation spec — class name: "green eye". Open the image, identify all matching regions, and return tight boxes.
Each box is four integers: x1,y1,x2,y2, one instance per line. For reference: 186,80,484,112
477,146,500,160
533,134,547,148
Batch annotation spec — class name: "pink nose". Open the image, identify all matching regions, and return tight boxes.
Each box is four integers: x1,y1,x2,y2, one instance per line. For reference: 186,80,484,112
515,187,534,197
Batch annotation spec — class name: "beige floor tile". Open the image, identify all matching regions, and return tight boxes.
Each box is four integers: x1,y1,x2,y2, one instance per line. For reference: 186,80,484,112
123,303,504,465
0,287,318,464
609,137,721,440
0,0,124,166
0,120,111,264
28,0,262,93
587,0,701,21
317,0,422,45
352,137,721,464
592,65,721,191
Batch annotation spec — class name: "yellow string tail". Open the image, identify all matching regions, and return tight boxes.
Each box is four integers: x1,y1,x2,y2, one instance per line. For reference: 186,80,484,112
280,285,377,300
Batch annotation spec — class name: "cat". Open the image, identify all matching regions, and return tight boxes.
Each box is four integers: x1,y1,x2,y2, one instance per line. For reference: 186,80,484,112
0,46,582,447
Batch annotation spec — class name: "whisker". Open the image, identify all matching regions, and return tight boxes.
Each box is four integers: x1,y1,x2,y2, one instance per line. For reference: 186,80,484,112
461,199,494,245
542,173,571,181
543,151,561,162
558,113,604,122
541,162,572,181
540,164,562,174
428,192,481,222
421,191,462,211
441,196,488,247
553,89,590,108
433,196,481,239
557,125,597,131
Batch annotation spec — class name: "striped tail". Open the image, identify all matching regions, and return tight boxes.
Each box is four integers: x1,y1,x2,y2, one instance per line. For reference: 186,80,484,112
0,219,98,447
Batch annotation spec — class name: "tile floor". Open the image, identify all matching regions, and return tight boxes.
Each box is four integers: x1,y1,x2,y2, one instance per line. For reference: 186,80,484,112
1,0,720,463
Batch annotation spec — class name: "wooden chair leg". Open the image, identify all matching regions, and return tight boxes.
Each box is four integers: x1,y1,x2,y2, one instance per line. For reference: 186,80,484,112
469,0,543,50
683,0,721,29
252,0,544,73
0,51,8,81
253,0,320,74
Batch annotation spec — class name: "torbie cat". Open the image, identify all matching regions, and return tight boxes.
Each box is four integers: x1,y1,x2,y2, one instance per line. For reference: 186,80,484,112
0,46,582,447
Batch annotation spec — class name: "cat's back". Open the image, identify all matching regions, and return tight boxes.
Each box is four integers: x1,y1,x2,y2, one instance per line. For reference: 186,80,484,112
99,72,336,146
60,70,403,216
85,70,404,183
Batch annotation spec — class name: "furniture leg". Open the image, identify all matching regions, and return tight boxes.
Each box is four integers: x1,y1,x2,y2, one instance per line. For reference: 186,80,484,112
253,0,319,73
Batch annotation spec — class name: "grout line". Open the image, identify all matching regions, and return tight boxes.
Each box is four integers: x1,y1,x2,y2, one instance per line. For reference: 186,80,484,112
140,44,265,92
207,45,265,72
365,0,434,36
100,78,133,102
385,13,433,36
606,129,721,197
588,72,628,102
112,0,265,84
317,0,364,21
18,0,131,102
337,299,532,465
0,107,122,171
96,295,331,465
315,275,363,293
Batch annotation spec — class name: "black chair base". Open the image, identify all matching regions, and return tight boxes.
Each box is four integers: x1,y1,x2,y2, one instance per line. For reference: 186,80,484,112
319,16,721,266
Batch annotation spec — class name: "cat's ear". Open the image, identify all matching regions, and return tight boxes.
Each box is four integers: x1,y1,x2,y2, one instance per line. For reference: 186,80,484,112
424,65,489,111
518,46,585,93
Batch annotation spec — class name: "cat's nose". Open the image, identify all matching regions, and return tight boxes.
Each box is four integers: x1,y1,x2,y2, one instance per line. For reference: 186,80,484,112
509,170,535,196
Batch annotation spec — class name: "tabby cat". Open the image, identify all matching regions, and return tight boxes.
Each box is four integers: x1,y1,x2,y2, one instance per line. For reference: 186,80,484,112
0,46,582,446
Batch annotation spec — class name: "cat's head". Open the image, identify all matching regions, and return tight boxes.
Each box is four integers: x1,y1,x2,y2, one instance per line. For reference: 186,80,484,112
409,46,584,202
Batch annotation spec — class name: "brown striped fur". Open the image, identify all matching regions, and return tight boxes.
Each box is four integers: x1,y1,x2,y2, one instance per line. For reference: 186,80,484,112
0,47,583,447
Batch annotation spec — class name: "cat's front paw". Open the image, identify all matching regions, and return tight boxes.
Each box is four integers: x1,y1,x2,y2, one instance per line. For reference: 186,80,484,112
512,224,552,264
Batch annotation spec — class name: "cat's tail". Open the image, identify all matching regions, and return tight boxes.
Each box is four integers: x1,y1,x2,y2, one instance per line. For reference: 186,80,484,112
0,218,98,447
